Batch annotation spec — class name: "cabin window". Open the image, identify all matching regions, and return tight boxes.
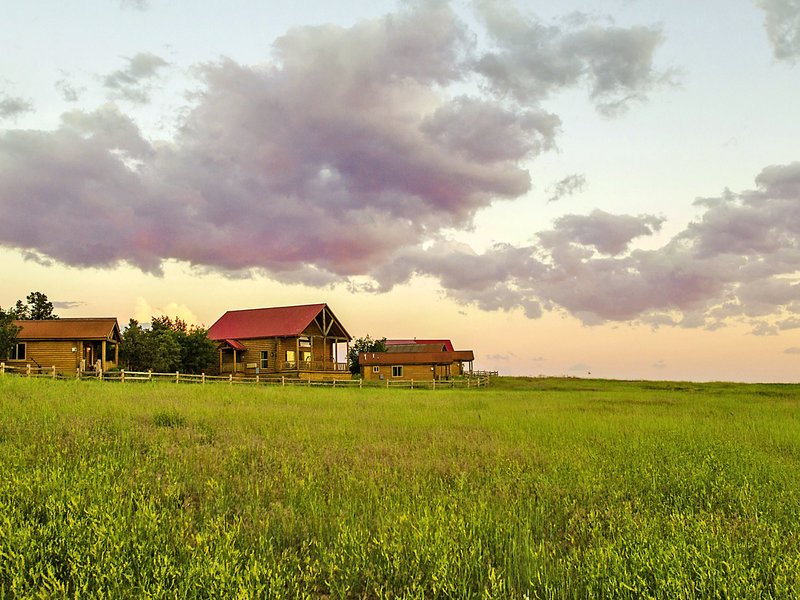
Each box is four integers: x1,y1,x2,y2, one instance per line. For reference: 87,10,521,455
392,366,403,378
260,351,269,369
372,366,380,373
105,343,115,363
301,351,311,363
9,343,25,361
286,350,296,363
299,336,311,347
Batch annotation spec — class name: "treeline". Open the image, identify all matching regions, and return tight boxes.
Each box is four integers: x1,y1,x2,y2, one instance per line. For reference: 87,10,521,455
0,292,59,358
120,316,217,374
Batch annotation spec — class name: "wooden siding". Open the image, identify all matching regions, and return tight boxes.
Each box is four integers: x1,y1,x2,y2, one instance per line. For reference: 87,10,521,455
219,335,342,375
6,339,118,374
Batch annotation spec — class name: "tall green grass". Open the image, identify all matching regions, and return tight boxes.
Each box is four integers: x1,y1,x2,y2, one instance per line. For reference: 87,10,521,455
1,376,799,598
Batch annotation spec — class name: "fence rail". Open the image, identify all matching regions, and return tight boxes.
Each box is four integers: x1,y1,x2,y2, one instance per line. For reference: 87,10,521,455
0,363,490,389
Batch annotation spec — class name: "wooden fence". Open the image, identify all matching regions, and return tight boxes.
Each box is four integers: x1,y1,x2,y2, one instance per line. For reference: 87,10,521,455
0,363,491,390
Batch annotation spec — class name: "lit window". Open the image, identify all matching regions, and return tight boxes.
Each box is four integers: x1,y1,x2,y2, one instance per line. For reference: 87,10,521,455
299,336,311,347
286,350,296,363
260,351,269,369
301,351,311,363
392,366,403,377
373,366,380,373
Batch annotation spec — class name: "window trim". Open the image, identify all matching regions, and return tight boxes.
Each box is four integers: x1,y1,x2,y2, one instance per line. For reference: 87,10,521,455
260,351,269,370
9,342,25,361
392,365,403,378
372,366,380,373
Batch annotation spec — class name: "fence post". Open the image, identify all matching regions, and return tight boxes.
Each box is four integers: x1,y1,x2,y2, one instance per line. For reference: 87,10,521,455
359,378,362,389
411,379,413,389
52,365,56,379
121,370,125,383
202,373,205,384
148,370,152,382
77,367,81,380
332,379,336,388
99,368,103,381
281,376,285,387
467,378,471,389
308,377,311,387
229,374,233,385
386,377,389,389
256,374,260,384
0,362,4,375
26,364,31,377
432,379,436,390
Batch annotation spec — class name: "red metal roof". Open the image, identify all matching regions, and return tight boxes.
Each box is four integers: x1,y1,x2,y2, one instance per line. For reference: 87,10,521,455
13,318,120,341
386,339,455,352
207,303,351,341
220,339,246,350
360,350,474,366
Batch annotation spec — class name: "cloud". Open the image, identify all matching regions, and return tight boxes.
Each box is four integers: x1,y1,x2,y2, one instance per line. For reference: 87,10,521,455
541,210,664,255
365,161,800,329
784,347,800,354
133,297,201,327
652,359,666,369
755,0,800,63
52,300,87,309
0,2,669,283
473,0,673,115
55,79,82,102
119,0,149,10
568,363,591,373
0,95,33,119
103,52,169,103
547,173,586,202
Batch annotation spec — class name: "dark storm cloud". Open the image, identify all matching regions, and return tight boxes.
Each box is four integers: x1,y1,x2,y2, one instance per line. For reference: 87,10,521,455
103,52,169,103
756,0,800,62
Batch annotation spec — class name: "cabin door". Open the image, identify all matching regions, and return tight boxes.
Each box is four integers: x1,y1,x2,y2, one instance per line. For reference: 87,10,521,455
85,345,94,369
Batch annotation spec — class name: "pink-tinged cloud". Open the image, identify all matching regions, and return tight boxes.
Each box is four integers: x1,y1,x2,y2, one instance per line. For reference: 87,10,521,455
369,162,800,330
0,2,667,282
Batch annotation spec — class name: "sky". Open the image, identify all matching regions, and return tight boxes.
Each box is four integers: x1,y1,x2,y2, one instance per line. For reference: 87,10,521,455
2,0,800,382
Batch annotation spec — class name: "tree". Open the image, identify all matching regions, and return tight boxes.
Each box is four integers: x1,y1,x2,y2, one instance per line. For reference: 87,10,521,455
348,335,387,374
119,316,216,373
0,307,22,359
9,292,58,320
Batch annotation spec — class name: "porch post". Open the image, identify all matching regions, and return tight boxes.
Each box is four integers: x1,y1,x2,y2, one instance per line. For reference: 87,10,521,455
102,340,107,371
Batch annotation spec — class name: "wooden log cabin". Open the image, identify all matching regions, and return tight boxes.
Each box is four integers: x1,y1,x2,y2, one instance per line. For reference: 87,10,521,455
360,338,475,381
206,303,352,379
7,318,121,374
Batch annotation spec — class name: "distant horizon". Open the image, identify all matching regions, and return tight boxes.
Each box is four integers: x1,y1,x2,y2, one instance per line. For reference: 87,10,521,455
3,0,800,382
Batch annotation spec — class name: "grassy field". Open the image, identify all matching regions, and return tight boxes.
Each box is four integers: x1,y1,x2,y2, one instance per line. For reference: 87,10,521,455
1,376,799,599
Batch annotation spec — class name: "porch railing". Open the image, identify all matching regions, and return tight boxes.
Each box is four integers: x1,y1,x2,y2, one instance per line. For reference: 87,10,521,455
281,361,349,371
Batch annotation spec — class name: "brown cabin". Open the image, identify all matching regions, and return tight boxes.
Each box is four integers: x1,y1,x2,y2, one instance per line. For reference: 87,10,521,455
361,338,475,381
206,303,352,379
7,318,121,373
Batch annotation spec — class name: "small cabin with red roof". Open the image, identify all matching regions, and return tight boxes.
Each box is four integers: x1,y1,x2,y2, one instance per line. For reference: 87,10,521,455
206,303,351,379
361,338,475,381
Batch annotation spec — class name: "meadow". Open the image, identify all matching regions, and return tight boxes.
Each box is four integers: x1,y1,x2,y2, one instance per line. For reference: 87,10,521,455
1,375,799,599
